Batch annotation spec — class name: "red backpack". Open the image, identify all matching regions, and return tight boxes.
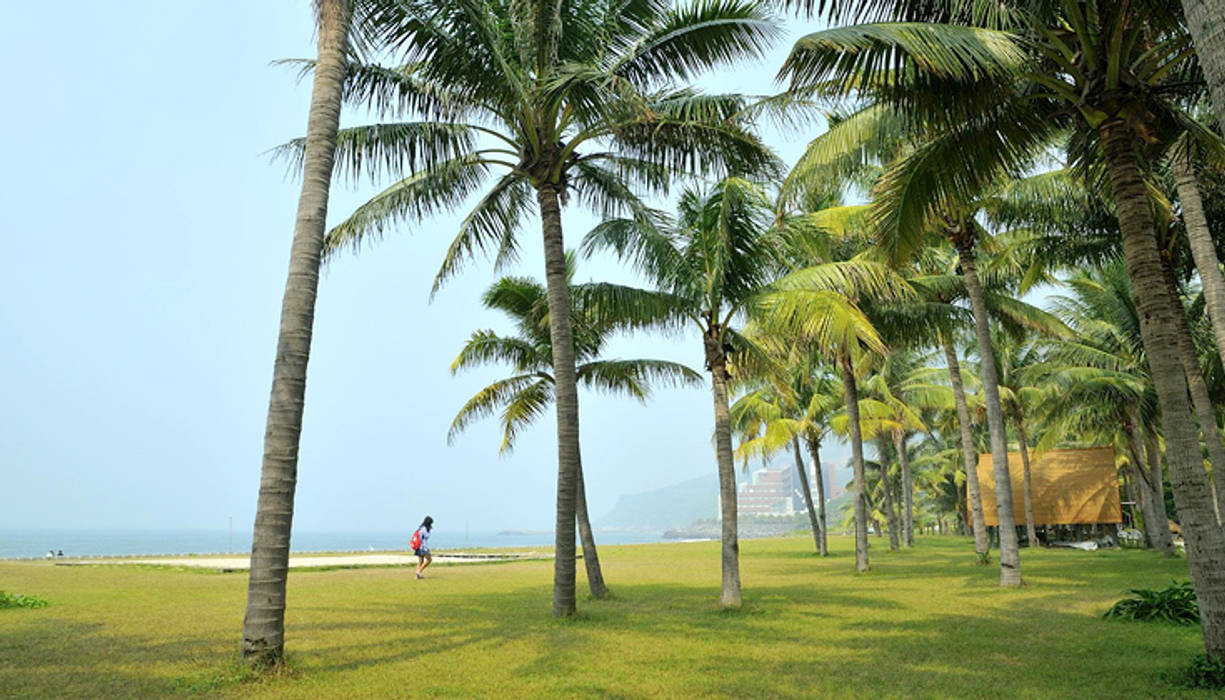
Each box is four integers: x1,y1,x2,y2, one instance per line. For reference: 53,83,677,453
409,528,422,550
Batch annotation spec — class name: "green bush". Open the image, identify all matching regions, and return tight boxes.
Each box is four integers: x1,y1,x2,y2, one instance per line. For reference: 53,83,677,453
1166,653,1225,690
0,591,50,609
1103,581,1198,625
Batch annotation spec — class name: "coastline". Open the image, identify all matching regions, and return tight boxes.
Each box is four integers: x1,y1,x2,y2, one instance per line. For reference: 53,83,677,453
0,528,667,560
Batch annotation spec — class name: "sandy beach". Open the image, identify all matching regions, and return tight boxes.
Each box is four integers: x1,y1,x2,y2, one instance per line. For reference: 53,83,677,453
53,551,548,571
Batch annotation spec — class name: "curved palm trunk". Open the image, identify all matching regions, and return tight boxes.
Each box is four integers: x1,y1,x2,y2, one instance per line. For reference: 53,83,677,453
536,185,581,617
805,433,829,556
1135,412,1176,554
707,344,742,607
1183,0,1225,133
894,431,915,548
791,436,822,554
1121,457,1145,542
1164,259,1225,524
1124,416,1169,552
1101,121,1225,657
1173,151,1225,364
876,435,901,551
954,238,1022,587
575,460,607,598
941,334,990,561
241,0,349,666
839,351,870,572
1145,436,1175,549
1015,420,1037,547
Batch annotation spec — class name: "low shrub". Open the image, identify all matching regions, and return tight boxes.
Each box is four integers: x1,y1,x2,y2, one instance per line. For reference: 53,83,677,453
0,591,50,609
1165,653,1225,690
1103,581,1197,625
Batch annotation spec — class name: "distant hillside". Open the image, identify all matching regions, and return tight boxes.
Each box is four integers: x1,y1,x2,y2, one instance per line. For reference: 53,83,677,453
595,475,718,533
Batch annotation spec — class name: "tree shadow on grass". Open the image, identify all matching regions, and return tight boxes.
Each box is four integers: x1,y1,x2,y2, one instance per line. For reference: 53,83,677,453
0,619,229,698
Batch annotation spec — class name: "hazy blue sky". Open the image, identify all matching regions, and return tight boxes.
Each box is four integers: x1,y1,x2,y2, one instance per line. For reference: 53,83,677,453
0,2,840,534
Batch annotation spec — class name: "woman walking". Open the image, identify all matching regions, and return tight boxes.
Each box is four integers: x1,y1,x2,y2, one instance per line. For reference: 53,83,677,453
411,516,433,579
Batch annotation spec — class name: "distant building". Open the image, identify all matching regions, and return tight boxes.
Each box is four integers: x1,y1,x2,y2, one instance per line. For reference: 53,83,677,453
728,459,845,518
738,467,797,515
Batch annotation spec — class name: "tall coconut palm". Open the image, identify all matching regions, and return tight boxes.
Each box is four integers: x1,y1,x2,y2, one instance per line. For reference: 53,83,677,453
731,349,843,556
1001,158,1225,524
1182,1,1225,129
448,262,701,598
991,331,1045,546
754,258,911,574
863,349,937,548
777,0,1225,611
776,97,1070,571
1169,130,1225,364
1027,262,1174,553
585,177,779,606
729,382,824,554
296,0,779,616
242,0,355,666
587,176,900,598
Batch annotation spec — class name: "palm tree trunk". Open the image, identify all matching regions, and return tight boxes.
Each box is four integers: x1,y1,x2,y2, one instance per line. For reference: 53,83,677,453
1121,457,1143,540
707,343,742,607
1015,420,1037,547
894,431,915,548
839,351,870,572
1101,120,1225,658
954,235,1022,587
1124,418,1166,551
1172,149,1225,364
805,433,829,556
1145,435,1175,549
792,436,822,554
1129,411,1176,554
536,184,581,617
941,334,990,561
1163,257,1225,524
575,459,607,599
241,0,349,666
1183,0,1225,133
876,435,900,551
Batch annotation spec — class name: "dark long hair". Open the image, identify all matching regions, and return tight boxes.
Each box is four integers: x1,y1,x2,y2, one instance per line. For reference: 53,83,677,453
420,516,434,531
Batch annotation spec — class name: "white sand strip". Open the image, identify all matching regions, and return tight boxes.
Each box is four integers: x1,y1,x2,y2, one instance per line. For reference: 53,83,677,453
55,552,548,570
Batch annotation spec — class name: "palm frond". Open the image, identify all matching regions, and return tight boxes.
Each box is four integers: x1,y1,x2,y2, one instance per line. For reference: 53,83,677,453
578,358,703,399
324,154,490,260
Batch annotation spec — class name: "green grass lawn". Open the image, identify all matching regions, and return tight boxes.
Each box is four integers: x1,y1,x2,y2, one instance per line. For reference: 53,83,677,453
0,535,1213,698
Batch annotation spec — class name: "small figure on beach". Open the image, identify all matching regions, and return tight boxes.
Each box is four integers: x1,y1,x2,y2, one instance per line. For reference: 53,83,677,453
56,550,64,557
411,516,433,579
45,550,54,559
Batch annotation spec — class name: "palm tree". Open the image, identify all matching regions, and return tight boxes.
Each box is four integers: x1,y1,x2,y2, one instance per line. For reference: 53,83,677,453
1003,159,1225,525
776,0,1225,603
729,381,824,554
242,0,354,667
731,350,842,556
991,331,1044,546
587,176,900,597
299,0,779,616
1028,262,1175,553
775,95,1071,572
1169,129,1225,363
863,350,935,548
585,178,781,607
448,263,701,598
1182,1,1225,129
754,257,910,575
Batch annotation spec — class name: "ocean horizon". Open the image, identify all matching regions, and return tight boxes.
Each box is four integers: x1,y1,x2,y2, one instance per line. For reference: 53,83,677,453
0,528,668,560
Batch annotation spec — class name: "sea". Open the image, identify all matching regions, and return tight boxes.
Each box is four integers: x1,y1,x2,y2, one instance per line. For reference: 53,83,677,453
0,529,666,560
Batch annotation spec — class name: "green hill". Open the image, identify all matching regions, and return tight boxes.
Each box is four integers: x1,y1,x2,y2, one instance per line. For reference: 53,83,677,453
595,475,718,533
